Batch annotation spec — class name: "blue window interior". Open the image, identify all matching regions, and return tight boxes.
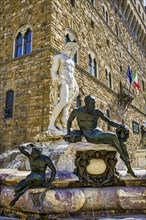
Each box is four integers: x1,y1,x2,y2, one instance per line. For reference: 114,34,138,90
24,29,32,54
15,33,22,57
5,90,14,119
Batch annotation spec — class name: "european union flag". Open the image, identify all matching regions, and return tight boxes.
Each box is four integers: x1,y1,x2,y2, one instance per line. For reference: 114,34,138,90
126,65,132,84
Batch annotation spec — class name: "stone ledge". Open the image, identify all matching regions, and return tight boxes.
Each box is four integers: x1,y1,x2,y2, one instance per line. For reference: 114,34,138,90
0,170,78,187
0,169,146,187
69,141,116,151
0,186,146,214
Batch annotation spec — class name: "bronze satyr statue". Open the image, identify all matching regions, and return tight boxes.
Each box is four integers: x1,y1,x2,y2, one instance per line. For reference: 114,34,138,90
66,95,136,178
10,143,56,206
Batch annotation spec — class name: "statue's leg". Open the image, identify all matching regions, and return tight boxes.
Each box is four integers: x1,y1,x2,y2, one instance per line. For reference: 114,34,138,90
56,117,63,130
26,173,44,187
61,107,68,129
48,80,69,130
84,131,128,161
111,135,137,177
10,185,29,206
120,141,130,160
84,131,137,177
14,179,28,195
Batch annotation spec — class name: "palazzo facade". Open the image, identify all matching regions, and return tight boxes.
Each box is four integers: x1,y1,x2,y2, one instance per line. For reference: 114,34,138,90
0,0,146,166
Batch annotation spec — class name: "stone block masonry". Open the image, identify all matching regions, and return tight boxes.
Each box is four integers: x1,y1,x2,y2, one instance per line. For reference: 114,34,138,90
0,0,145,168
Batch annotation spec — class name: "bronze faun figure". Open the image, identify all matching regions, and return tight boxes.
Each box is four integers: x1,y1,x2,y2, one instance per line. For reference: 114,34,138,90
10,143,56,206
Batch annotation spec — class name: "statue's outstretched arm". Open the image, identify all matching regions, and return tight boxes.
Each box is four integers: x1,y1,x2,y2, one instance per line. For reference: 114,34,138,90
18,145,30,158
45,157,56,186
98,109,123,128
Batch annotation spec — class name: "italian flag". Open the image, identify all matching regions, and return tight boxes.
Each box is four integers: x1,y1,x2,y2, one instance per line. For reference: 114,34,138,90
132,70,140,90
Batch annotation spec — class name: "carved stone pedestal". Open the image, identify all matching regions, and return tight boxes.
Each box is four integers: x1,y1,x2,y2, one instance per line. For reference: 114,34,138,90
74,149,119,187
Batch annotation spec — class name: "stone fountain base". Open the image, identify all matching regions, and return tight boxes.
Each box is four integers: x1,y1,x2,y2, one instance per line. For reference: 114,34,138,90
0,168,146,219
1,186,146,215
1,141,146,219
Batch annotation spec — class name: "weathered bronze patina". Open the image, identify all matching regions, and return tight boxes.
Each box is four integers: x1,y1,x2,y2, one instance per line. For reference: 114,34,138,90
66,95,136,179
10,143,56,206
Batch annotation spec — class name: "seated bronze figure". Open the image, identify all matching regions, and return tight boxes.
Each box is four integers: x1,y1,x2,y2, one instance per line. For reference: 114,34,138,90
10,143,56,206
66,95,136,178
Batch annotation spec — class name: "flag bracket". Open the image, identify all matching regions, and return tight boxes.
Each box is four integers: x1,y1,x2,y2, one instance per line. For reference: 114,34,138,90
118,83,134,109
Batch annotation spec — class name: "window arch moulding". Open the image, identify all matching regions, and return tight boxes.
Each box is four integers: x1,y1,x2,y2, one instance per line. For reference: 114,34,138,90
105,65,113,89
13,24,33,58
102,3,110,25
88,50,98,78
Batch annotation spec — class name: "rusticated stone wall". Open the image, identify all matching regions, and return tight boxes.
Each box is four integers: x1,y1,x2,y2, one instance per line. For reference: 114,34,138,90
0,0,145,167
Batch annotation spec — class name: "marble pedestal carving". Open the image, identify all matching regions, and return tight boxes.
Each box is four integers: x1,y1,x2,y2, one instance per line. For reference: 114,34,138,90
41,141,120,187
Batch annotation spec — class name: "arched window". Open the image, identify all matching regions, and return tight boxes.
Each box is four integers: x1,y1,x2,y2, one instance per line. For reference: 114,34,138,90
105,68,108,80
128,42,132,53
102,6,105,17
88,54,92,74
142,80,145,91
5,90,14,119
138,4,141,14
106,11,109,24
24,29,32,54
107,109,110,130
76,95,82,107
88,52,98,78
105,66,112,89
91,0,94,4
144,100,146,114
15,33,23,57
93,58,97,77
142,13,144,21
65,30,77,62
70,0,75,7
76,88,84,107
14,26,32,58
65,33,70,44
102,4,109,25
115,24,119,37
120,65,123,74
109,72,112,88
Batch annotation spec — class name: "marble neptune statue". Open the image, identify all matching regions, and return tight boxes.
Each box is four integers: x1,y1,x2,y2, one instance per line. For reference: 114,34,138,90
48,42,79,134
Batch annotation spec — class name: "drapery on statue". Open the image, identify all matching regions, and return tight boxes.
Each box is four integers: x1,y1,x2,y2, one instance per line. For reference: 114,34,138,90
65,95,137,178
48,42,79,134
10,143,56,206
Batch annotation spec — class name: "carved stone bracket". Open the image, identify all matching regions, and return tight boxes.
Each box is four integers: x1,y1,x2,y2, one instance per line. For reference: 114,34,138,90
74,150,122,187
118,83,134,109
